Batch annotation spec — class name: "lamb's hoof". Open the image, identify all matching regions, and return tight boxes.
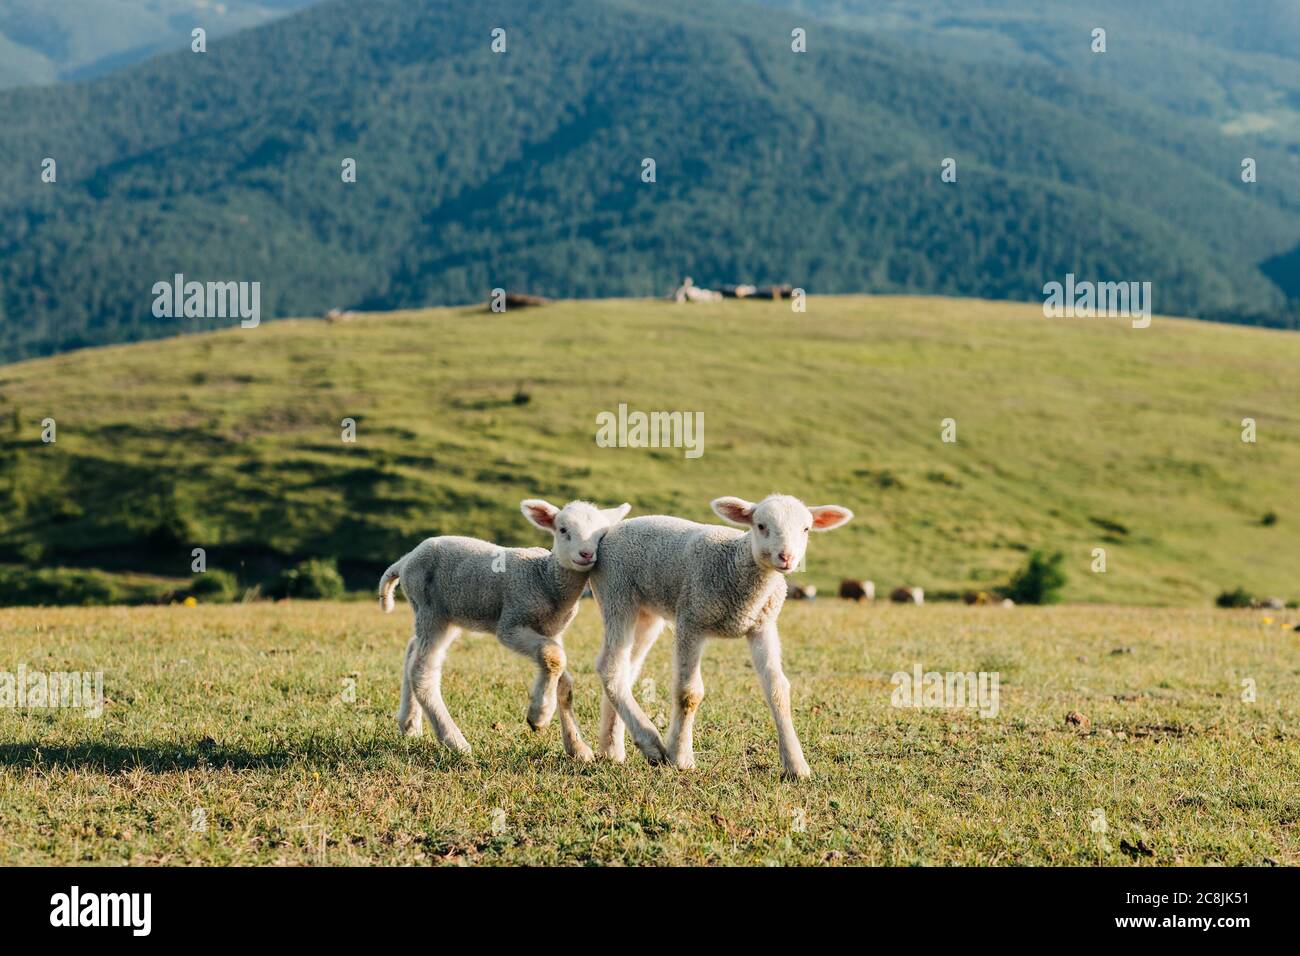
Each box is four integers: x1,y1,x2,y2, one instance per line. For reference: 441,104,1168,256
780,763,811,781
673,756,696,771
442,739,473,756
397,718,423,738
527,703,557,731
637,738,670,766
600,746,627,764
567,742,596,763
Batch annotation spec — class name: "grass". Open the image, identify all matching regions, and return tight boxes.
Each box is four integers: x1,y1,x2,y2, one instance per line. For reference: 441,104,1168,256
1,600,1296,866
1,295,1299,605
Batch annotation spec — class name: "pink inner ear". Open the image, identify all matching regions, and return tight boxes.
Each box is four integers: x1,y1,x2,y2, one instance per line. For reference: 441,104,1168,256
527,506,556,529
717,500,752,523
812,508,847,529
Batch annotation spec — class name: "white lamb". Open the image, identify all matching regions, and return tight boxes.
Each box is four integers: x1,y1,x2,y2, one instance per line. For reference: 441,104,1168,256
589,493,853,779
379,498,630,761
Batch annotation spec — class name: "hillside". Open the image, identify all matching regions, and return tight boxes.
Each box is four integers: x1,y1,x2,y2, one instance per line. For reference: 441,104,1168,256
1,0,1298,363
0,0,314,88
1,295,1297,606
789,0,1300,150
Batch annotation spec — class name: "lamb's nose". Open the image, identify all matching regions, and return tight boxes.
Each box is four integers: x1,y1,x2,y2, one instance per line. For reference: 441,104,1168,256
579,550,594,561
778,552,793,566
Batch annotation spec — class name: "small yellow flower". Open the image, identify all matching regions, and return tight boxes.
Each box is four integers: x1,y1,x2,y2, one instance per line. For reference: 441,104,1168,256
1262,616,1273,625
183,596,198,607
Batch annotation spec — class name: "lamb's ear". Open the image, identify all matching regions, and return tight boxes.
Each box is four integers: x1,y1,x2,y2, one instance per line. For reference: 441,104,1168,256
711,496,756,526
808,505,853,532
602,502,632,524
520,499,560,532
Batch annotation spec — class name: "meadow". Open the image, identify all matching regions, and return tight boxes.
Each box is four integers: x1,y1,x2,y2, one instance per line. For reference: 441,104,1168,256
1,600,1295,866
2,295,1299,606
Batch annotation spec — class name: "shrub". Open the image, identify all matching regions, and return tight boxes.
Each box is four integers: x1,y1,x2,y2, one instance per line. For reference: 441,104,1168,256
0,566,124,606
1006,550,1067,605
1215,586,1254,609
187,568,240,603
273,558,345,600
1260,511,1278,526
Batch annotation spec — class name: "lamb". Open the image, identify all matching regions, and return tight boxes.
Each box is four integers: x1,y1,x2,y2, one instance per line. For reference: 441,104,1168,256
379,498,630,761
589,493,853,779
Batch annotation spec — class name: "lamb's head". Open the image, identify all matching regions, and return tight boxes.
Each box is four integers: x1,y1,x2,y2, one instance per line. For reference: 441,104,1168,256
520,498,632,572
711,494,853,573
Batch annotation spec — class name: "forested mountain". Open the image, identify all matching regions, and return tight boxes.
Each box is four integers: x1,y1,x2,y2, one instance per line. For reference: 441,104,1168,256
0,0,1297,362
0,0,316,88
789,1,1300,149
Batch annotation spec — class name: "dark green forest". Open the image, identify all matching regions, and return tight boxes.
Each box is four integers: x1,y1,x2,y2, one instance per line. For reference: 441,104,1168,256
0,0,1297,362
792,1,1300,149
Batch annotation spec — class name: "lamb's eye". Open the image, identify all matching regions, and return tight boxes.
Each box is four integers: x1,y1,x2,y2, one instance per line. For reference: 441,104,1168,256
559,527,568,536
804,527,811,533
757,524,767,533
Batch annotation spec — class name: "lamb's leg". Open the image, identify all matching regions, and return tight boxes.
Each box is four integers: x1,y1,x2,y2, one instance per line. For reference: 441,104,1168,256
666,626,706,770
396,635,423,736
407,618,470,753
499,625,567,732
555,667,595,762
747,623,810,779
595,607,668,765
599,611,665,762
597,688,622,762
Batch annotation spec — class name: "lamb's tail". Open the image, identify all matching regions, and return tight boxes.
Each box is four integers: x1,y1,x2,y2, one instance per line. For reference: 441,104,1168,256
378,558,404,613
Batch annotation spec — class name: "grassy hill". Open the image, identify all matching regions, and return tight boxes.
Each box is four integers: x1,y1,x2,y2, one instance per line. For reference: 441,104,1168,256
2,0,1299,362
1,295,1297,606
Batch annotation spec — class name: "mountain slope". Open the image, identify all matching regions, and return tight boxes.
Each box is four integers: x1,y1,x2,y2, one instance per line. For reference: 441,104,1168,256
0,0,317,88
0,0,1297,362
1,295,1297,606
789,0,1300,149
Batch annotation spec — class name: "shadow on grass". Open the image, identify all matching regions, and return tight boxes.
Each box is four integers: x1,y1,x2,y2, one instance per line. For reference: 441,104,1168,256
0,735,607,775
0,739,476,774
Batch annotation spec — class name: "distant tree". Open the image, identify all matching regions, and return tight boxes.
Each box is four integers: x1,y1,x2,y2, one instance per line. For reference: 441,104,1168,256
1006,551,1067,605
1215,587,1254,609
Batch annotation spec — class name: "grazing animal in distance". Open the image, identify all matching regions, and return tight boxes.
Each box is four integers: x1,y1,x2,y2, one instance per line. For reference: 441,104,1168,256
890,586,924,605
839,579,875,602
672,276,722,302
